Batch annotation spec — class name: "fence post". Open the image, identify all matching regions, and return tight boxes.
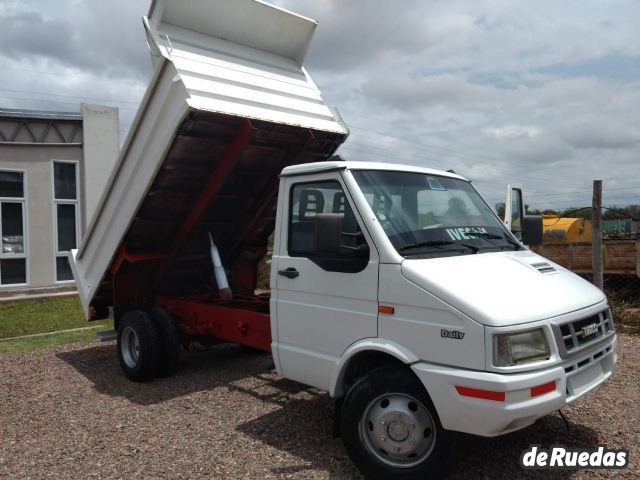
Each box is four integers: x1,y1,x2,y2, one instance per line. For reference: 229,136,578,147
592,180,603,290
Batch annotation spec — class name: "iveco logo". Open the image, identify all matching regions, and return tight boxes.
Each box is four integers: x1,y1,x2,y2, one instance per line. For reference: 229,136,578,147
581,323,598,337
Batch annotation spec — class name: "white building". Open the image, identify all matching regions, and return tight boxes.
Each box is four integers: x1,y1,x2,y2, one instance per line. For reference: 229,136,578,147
0,104,119,296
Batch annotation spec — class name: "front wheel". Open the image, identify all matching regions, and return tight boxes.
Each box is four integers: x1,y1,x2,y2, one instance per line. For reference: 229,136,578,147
341,365,455,480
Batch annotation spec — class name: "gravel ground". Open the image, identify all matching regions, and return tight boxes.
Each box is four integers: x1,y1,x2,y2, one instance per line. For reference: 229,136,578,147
0,334,637,479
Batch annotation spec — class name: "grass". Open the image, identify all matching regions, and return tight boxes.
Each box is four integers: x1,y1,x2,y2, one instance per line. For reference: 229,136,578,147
0,327,108,353
0,296,112,352
1,296,91,338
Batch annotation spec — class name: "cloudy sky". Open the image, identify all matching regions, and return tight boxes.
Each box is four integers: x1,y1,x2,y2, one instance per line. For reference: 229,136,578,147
1,0,638,210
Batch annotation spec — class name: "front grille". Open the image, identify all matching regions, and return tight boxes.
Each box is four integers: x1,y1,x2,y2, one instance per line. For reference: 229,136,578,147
564,345,612,375
563,344,614,398
555,309,613,356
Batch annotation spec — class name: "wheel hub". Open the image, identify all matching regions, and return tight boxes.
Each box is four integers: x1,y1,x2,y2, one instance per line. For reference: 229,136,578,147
387,420,410,442
120,326,140,369
361,393,436,468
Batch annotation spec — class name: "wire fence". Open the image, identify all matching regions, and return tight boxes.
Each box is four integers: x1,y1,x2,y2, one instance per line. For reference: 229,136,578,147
531,237,639,290
605,275,640,333
605,275,640,300
531,214,640,332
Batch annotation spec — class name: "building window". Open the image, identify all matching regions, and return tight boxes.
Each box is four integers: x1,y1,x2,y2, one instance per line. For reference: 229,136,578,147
53,161,79,282
0,170,27,285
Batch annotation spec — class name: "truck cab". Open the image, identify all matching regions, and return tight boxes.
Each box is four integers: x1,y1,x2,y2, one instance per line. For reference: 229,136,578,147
270,159,616,478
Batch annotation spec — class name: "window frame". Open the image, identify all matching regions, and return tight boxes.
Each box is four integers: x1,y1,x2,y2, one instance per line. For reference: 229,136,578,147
0,168,28,287
51,160,80,284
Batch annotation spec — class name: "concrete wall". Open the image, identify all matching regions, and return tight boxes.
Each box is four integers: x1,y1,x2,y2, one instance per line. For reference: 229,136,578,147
81,104,120,229
0,145,82,289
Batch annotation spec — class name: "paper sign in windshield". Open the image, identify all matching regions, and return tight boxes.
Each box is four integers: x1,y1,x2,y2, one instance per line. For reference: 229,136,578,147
427,176,446,190
446,227,487,240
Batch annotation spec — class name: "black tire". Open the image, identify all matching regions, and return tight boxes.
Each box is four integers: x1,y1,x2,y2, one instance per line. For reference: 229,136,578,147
341,365,455,480
240,345,270,355
117,310,162,382
151,308,181,376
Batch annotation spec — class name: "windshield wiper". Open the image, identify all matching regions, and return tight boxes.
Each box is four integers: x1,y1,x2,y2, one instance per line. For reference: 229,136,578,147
464,231,521,250
398,240,455,252
399,240,479,254
460,243,480,254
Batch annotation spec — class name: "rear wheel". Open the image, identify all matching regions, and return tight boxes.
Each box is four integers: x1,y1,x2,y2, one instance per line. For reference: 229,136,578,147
341,365,455,480
151,308,181,376
117,310,162,381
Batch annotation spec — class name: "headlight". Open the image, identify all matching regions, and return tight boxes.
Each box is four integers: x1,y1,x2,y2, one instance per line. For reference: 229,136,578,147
493,328,550,367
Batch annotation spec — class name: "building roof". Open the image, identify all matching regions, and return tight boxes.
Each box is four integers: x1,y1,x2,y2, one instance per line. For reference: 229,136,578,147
0,108,82,121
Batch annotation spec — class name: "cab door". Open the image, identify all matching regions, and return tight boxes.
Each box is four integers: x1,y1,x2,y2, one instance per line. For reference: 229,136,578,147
273,172,379,390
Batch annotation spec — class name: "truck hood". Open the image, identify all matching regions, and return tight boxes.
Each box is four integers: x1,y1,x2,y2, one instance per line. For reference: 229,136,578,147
401,250,606,327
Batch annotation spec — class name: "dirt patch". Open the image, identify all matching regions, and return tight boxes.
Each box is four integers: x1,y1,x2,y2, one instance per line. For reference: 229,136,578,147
610,300,640,334
0,336,637,479
617,308,640,331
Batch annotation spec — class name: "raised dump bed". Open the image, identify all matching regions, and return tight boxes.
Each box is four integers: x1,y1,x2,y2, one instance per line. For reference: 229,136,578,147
70,0,348,350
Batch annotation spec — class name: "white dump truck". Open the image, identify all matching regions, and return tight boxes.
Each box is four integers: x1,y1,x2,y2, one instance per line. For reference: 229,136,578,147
70,1,617,478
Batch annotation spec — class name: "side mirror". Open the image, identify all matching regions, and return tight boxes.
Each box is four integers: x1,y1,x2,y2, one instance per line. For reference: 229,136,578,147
522,215,543,246
314,213,342,255
504,185,524,240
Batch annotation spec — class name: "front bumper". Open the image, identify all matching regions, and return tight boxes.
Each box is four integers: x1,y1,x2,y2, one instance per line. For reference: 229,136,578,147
412,335,617,437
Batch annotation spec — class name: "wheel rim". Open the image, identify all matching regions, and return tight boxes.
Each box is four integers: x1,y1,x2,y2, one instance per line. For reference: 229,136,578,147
360,393,437,468
121,326,140,369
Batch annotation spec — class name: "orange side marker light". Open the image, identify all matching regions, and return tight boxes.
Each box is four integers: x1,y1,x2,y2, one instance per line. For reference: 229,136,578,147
378,305,395,314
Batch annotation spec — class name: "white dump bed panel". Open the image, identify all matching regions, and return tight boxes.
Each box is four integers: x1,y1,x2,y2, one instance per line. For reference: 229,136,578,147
71,0,347,318
148,0,316,66
145,0,345,133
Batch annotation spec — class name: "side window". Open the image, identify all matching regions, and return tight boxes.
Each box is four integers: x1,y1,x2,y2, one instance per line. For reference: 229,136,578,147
52,161,79,282
0,170,27,285
288,181,369,272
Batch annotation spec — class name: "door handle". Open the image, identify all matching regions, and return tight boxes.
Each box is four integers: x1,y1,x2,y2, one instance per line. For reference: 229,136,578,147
278,268,299,279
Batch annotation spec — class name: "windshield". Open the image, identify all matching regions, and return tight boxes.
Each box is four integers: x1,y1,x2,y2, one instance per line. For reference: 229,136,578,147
351,170,520,257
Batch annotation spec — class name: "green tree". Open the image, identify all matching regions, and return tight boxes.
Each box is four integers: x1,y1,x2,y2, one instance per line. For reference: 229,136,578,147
494,202,539,217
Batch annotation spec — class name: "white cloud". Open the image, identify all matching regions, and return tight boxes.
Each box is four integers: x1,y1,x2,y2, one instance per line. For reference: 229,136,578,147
486,126,542,140
1,0,639,208
558,118,640,150
362,74,500,110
